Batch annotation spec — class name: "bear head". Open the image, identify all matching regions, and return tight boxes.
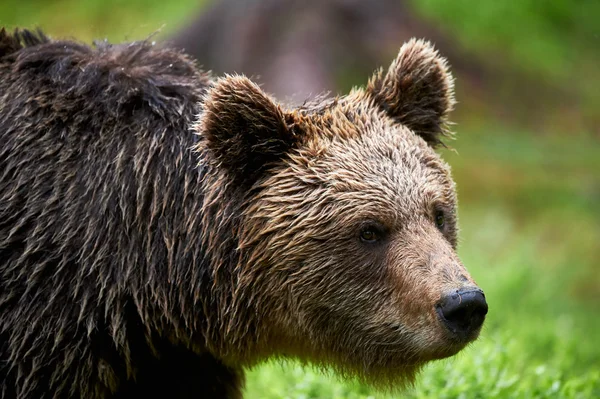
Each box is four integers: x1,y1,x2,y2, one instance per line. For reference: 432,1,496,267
194,39,487,387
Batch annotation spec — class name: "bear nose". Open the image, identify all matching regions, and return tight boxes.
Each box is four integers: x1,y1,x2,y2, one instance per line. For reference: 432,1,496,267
436,288,488,337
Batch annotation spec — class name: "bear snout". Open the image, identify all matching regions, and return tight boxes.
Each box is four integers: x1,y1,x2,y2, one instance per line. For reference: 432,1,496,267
435,288,488,340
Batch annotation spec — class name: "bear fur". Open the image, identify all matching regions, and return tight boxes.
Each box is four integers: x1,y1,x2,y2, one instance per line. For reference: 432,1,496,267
0,28,485,398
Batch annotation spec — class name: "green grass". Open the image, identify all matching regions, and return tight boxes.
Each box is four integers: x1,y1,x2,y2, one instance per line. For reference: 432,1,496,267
2,2,599,397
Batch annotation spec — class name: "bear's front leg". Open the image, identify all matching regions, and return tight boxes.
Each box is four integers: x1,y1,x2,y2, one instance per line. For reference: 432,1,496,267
116,343,243,399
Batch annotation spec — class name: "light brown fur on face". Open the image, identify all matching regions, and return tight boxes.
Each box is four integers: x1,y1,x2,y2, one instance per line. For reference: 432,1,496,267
195,39,485,388
232,114,471,387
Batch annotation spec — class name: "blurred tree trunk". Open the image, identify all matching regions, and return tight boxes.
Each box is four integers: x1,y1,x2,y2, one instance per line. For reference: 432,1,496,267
167,0,595,134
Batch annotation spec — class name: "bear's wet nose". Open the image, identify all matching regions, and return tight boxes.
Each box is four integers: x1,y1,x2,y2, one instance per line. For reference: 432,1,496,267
436,288,488,337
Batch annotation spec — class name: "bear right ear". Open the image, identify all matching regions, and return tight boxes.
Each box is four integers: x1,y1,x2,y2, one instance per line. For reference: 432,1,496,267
195,75,301,181
366,39,455,147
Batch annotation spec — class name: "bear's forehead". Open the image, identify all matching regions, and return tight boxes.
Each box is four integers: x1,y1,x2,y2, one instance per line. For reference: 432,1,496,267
311,124,448,188
284,121,454,222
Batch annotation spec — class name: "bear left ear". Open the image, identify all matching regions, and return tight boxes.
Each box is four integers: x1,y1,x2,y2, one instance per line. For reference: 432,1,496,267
366,39,455,147
195,75,301,181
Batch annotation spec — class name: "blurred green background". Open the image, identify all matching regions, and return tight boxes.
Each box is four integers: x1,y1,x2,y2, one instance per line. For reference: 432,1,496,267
2,1,598,398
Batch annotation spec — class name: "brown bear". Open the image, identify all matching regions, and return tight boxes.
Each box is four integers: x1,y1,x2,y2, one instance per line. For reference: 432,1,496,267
0,28,487,398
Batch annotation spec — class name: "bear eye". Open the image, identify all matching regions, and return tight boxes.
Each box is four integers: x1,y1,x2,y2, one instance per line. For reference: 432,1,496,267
359,222,385,243
435,210,445,230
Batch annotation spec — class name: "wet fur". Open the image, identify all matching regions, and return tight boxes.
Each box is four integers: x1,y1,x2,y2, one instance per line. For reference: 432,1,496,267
0,28,478,398
0,28,242,398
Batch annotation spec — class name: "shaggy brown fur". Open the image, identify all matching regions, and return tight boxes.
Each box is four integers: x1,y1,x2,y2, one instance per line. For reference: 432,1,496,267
0,28,485,398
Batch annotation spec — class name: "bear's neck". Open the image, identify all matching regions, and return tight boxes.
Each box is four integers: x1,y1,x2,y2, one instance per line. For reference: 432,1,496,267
131,140,263,360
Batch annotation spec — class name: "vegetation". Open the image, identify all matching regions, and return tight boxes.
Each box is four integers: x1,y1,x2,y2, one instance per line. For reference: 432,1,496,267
0,0,202,42
1,1,598,397
411,0,600,123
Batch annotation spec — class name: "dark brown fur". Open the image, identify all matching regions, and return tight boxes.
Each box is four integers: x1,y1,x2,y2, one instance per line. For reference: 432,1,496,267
0,29,484,398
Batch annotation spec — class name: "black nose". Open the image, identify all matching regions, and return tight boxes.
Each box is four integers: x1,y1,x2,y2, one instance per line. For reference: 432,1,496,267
436,288,488,337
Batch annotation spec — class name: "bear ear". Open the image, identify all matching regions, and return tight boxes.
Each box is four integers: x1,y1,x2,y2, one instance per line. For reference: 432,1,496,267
366,39,455,147
196,75,301,181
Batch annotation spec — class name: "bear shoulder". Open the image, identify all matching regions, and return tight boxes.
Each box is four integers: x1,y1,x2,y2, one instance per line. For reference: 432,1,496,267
0,28,209,121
